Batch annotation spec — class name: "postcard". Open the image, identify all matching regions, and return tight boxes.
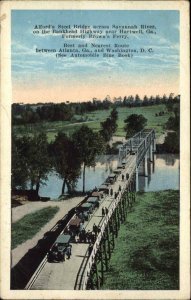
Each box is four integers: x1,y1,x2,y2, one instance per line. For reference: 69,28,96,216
0,1,190,299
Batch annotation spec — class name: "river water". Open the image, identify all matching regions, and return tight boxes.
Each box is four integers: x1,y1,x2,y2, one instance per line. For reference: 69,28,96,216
138,154,179,192
39,154,179,199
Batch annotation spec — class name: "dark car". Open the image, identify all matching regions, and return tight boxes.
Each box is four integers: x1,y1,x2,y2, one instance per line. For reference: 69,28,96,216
47,234,71,262
108,173,117,183
77,203,93,221
99,184,110,194
113,169,122,175
87,196,99,209
91,190,104,200
67,217,82,238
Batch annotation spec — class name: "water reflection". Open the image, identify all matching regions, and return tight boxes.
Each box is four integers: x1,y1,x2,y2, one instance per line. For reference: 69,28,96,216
138,154,179,192
39,154,179,199
39,155,118,199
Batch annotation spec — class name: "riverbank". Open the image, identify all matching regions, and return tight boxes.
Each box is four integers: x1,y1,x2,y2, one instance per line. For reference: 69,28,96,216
101,190,179,290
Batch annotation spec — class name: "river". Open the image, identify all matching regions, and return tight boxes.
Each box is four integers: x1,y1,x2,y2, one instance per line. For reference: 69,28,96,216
39,154,179,199
138,153,179,192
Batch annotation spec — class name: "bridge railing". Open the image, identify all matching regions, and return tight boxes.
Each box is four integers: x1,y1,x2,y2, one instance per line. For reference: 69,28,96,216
123,129,154,150
80,187,124,289
136,129,155,165
77,129,155,290
78,167,136,290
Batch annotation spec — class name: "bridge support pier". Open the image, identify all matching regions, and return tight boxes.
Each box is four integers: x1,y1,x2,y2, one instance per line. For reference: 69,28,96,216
149,143,155,162
95,259,100,289
152,159,155,173
144,152,148,177
100,243,104,285
103,238,108,271
114,209,118,237
136,167,139,192
106,225,111,259
109,218,115,250
152,139,156,152
117,206,120,229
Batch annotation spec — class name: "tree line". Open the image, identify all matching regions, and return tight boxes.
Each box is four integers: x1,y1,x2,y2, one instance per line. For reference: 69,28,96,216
12,108,119,196
162,101,180,153
12,93,180,125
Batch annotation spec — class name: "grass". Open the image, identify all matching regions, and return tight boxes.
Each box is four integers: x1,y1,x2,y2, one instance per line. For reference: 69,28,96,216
101,190,179,290
13,104,171,142
11,206,59,249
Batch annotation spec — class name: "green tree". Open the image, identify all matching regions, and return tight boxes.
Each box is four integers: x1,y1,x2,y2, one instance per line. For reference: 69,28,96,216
12,133,51,195
100,118,114,142
28,133,51,194
72,125,105,193
164,100,180,153
134,94,141,106
124,114,147,138
110,107,118,123
100,108,118,142
143,95,149,106
163,132,179,153
51,132,81,195
12,135,30,189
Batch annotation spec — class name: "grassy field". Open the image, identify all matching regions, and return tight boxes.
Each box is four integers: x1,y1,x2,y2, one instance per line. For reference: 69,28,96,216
13,104,170,142
101,190,179,290
11,206,59,249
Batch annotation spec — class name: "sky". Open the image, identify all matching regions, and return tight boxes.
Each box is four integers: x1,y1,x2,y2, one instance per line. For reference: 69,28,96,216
12,10,179,103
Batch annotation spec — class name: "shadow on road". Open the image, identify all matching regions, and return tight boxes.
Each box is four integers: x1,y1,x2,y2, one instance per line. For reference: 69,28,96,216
11,209,75,289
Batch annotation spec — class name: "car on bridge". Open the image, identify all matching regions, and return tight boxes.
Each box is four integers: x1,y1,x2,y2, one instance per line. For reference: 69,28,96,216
91,190,104,200
47,234,71,262
108,173,117,183
113,169,122,175
76,203,94,221
117,164,125,170
99,184,110,194
122,159,127,166
87,196,99,209
65,216,82,239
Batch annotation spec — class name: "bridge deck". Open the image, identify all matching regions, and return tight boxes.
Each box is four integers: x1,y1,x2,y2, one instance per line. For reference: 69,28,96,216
30,155,136,290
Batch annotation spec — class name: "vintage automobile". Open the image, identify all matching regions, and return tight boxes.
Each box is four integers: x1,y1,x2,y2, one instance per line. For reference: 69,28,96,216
99,184,110,194
122,159,127,166
130,150,136,155
47,234,71,262
117,164,125,169
66,216,82,238
87,196,99,209
91,190,104,200
113,169,122,175
76,203,93,221
108,173,117,183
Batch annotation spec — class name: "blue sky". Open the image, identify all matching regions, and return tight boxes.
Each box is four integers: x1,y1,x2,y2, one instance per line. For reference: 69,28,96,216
12,10,179,103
